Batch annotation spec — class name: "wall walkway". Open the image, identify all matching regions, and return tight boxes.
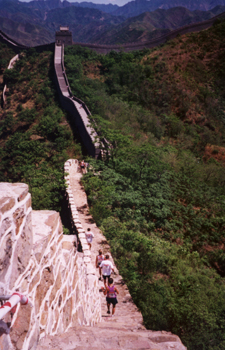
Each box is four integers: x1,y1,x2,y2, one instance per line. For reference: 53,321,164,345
36,161,187,350
54,44,101,158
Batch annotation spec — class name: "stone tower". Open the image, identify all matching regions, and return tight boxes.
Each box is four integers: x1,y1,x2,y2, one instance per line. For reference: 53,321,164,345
55,26,72,46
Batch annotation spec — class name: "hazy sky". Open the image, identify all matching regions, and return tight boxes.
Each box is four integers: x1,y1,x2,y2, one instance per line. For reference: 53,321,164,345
72,0,130,5
20,0,131,5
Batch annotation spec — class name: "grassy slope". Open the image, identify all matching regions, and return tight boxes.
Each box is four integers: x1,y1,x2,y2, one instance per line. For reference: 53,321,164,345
0,46,81,211
65,19,225,350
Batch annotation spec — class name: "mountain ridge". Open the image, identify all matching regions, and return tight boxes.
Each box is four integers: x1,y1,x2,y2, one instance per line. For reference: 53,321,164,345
0,0,225,46
112,0,225,18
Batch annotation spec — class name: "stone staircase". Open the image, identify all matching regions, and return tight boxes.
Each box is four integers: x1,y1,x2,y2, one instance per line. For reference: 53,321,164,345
36,164,186,350
37,288,185,350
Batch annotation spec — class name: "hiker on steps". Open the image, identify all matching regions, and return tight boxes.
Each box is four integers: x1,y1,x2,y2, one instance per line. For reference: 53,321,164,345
96,249,105,281
85,228,94,250
100,254,114,287
103,277,119,316
80,160,86,174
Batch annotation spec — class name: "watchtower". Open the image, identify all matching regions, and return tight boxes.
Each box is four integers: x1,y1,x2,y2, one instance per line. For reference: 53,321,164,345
55,26,72,46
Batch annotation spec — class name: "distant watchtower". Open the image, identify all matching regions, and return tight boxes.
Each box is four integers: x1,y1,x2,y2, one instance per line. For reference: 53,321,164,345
55,26,72,46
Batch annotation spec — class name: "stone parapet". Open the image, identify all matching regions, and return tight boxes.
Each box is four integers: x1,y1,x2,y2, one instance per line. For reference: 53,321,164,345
0,181,101,350
64,159,101,324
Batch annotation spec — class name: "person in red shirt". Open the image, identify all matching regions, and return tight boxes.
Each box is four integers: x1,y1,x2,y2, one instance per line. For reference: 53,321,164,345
96,249,105,280
103,277,119,316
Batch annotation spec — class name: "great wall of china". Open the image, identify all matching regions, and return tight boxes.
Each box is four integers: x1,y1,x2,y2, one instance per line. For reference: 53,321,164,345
1,12,225,349
0,10,225,54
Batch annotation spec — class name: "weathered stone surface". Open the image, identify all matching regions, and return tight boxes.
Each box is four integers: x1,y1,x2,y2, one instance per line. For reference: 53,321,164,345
26,321,40,350
10,211,32,289
86,264,95,275
32,211,60,246
45,242,57,262
35,266,54,311
29,271,41,293
52,308,60,333
62,285,67,301
75,285,80,304
0,217,12,239
62,251,70,266
13,207,25,235
45,212,62,237
84,257,91,264
25,195,31,211
62,241,73,251
40,311,48,327
78,233,85,239
72,268,79,289
10,303,32,350
34,238,50,264
49,270,62,306
77,306,84,325
62,297,72,329
0,232,12,282
83,250,91,258
57,234,63,245
11,183,29,202
150,334,180,343
0,333,11,350
0,197,15,214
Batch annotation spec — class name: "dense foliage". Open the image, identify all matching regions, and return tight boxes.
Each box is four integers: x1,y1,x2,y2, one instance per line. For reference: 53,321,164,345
0,46,81,211
65,19,225,350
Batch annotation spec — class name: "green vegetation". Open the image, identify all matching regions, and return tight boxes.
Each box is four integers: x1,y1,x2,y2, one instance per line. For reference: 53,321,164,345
65,20,225,350
0,46,81,211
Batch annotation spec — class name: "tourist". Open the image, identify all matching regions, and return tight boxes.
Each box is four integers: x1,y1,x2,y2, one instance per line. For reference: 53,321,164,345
103,277,119,316
96,249,105,280
85,228,94,250
80,160,86,174
100,254,114,287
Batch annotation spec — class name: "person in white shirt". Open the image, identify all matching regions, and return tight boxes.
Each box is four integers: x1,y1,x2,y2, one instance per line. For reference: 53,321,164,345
85,228,94,250
100,254,114,287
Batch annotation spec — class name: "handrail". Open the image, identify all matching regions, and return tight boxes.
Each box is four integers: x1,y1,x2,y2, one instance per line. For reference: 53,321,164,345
0,292,28,320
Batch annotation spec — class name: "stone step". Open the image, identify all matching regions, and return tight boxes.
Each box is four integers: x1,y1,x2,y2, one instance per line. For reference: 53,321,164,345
37,325,186,350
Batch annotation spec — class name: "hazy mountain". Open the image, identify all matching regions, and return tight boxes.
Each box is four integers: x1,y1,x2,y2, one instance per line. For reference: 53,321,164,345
89,5,225,44
112,0,225,18
68,1,119,13
24,0,119,12
44,6,124,43
0,0,225,46
0,16,53,46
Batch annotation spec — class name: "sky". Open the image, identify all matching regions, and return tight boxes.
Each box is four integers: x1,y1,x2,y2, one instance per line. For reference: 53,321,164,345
72,0,130,5
20,0,131,5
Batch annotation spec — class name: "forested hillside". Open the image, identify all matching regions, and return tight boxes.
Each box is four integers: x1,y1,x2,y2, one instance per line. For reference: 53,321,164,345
0,45,81,211
65,18,225,350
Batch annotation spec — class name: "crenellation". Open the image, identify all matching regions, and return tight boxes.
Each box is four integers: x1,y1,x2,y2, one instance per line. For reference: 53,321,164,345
0,167,101,350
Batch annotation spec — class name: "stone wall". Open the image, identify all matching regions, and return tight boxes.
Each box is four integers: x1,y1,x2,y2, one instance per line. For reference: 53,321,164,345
0,181,101,350
2,54,19,106
54,44,101,158
63,159,101,318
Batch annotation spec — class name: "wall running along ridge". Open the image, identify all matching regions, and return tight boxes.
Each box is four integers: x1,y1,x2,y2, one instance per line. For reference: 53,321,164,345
0,12,225,55
54,44,101,158
0,181,101,350
2,54,19,107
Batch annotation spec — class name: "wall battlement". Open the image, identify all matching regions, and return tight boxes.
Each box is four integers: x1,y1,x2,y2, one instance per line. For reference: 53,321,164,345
0,179,101,350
